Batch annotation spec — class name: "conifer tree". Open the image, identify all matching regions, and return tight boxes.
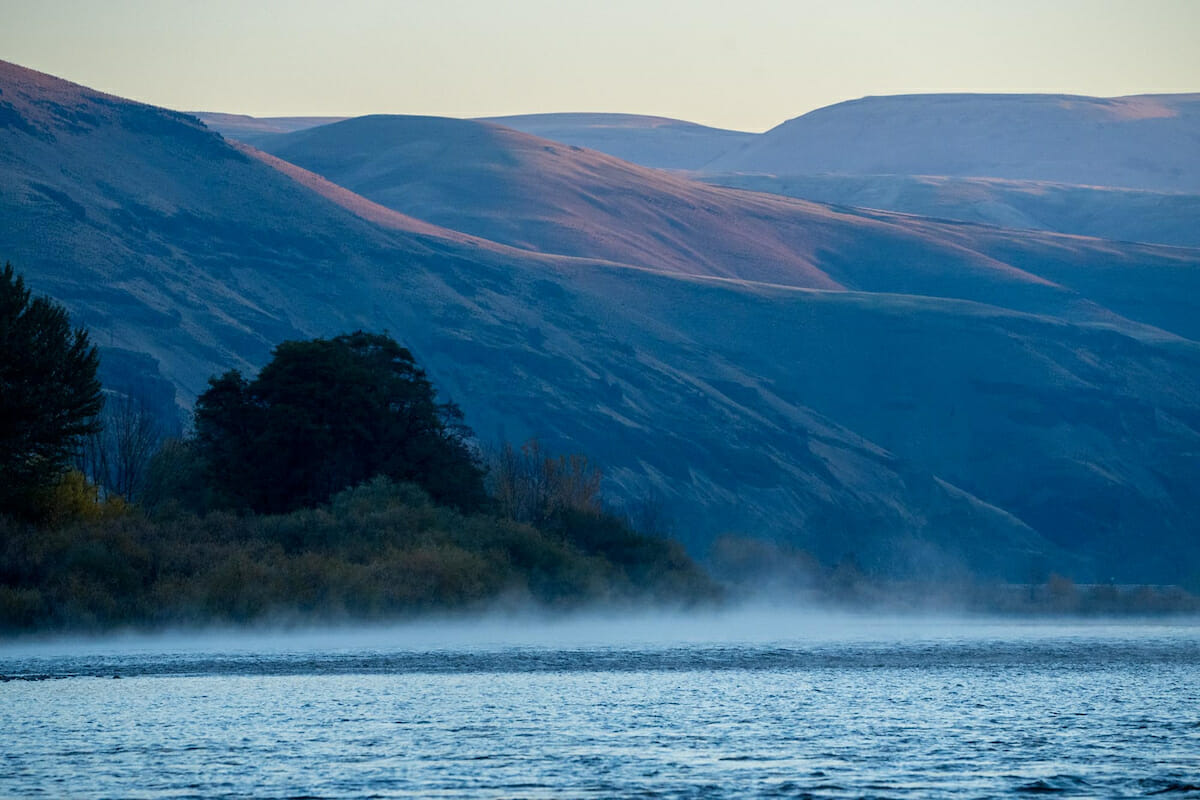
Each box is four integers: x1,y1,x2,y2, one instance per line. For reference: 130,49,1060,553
0,262,103,519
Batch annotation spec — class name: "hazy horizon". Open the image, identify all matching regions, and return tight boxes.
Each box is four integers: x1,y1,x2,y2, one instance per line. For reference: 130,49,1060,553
3,0,1198,132
193,87,1200,134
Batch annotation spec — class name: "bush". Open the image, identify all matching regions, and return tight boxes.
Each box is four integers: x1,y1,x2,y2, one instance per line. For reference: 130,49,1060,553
32,470,129,528
488,438,602,526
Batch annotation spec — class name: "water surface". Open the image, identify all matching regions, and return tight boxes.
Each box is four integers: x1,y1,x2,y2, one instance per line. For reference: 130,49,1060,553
3,613,1198,798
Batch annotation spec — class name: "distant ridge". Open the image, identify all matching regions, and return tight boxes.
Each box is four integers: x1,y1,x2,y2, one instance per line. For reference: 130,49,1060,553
705,92,1200,192
192,112,348,145
196,110,757,169
477,112,757,170
196,92,1200,191
197,94,1200,246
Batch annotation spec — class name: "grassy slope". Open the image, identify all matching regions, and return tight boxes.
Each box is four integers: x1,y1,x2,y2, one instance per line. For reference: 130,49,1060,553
255,114,1200,341
700,173,1200,249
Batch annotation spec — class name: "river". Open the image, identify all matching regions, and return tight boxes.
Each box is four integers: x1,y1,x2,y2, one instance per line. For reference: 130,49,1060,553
2,612,1198,798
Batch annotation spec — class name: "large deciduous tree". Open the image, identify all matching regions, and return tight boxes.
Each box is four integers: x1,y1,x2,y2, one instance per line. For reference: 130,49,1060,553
194,331,486,514
0,262,103,519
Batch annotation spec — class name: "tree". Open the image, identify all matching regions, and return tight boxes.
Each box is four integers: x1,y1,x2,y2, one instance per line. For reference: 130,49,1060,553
0,262,103,520
194,331,486,514
487,438,602,527
77,390,163,502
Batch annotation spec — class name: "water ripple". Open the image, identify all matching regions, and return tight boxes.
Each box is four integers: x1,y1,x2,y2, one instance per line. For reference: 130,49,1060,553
1,631,1198,798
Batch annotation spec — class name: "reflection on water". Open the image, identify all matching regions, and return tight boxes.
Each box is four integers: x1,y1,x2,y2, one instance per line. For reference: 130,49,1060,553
2,613,1198,798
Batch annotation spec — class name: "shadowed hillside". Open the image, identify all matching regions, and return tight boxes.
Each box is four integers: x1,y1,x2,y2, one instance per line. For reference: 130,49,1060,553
4,60,1200,585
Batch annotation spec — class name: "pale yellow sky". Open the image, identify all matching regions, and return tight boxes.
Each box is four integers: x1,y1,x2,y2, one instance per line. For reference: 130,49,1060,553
3,0,1198,131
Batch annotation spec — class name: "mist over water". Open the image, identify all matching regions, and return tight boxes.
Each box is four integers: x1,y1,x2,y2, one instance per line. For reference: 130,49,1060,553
4,606,1199,658
3,611,1199,798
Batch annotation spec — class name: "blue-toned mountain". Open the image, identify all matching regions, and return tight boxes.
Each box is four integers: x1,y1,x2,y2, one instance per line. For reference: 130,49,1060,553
4,61,1200,585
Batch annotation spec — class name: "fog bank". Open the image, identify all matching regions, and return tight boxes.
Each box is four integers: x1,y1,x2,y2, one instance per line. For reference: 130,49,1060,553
5,606,1198,661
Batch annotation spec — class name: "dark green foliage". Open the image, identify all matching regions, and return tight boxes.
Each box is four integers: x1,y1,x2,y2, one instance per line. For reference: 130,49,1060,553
0,262,102,520
551,507,711,600
0,477,720,631
194,331,487,514
140,438,211,514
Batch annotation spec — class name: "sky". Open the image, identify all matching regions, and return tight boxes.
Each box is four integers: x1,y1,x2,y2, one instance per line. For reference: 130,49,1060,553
3,0,1199,132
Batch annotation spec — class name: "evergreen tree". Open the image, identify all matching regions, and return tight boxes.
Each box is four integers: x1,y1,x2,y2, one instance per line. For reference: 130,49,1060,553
0,262,103,519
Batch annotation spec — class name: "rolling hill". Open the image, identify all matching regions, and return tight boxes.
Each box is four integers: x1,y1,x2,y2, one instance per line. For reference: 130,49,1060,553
198,98,1200,249
196,111,757,171
703,93,1200,192
412,95,1200,249
254,113,1200,341
4,60,1200,585
477,113,756,170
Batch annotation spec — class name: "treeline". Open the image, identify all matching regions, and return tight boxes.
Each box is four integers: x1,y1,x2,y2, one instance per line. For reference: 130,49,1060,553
0,264,716,631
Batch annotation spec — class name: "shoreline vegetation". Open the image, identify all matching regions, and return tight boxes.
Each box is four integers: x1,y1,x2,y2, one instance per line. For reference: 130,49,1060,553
2,264,1197,635
4,478,1196,634
1,265,721,632
0,476,720,633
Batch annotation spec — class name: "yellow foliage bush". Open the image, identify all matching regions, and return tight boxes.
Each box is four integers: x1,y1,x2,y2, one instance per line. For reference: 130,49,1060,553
36,470,130,527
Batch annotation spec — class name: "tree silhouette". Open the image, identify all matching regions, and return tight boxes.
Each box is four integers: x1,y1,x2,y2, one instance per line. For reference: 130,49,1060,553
194,331,486,514
0,262,103,519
